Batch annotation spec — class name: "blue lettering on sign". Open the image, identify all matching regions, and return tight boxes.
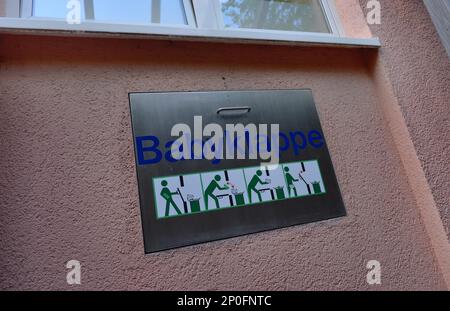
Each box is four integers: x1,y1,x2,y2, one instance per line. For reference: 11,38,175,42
308,130,325,148
289,131,308,155
136,130,324,166
136,136,162,165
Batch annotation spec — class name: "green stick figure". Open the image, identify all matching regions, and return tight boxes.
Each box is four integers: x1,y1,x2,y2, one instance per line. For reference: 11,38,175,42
204,175,228,210
247,170,269,203
284,167,298,197
160,180,182,217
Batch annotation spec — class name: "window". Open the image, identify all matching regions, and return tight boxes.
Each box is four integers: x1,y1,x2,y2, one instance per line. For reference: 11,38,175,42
0,0,381,47
33,0,85,19
92,0,187,25
220,0,331,33
22,0,192,25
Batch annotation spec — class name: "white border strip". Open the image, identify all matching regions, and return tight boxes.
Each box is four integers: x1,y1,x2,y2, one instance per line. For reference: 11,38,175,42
0,18,381,47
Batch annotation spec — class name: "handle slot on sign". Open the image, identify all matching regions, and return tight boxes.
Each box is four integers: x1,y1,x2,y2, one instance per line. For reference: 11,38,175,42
217,107,251,116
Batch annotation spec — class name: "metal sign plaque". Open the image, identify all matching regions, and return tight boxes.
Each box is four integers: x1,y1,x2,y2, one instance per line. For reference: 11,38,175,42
129,90,346,253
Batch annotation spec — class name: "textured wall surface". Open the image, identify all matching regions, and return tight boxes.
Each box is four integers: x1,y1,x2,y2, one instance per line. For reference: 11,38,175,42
360,0,450,238
423,0,450,57
0,34,446,290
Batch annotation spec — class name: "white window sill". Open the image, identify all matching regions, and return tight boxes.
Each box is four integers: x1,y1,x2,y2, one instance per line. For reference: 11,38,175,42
0,18,381,48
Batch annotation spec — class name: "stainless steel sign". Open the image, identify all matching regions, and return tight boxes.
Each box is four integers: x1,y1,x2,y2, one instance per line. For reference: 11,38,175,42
129,90,346,253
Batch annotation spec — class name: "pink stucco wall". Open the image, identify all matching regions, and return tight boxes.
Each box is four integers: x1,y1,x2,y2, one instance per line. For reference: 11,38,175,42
359,0,450,239
0,35,445,290
359,0,450,286
0,1,448,290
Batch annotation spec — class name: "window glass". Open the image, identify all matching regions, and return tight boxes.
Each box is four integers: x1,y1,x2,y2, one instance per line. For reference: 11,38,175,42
160,0,187,25
33,0,85,19
220,0,331,33
32,0,188,25
92,0,152,24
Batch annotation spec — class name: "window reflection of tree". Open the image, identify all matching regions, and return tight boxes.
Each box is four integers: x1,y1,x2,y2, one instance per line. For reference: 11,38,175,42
221,0,329,33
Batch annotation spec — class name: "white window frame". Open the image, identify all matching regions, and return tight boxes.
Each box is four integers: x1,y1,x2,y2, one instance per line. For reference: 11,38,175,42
0,0,380,47
20,0,33,18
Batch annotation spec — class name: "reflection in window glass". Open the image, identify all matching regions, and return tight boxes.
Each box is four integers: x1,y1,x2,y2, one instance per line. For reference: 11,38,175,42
33,0,85,19
32,0,187,25
221,0,330,33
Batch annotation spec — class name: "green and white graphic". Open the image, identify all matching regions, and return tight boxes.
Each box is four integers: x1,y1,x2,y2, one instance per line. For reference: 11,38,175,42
152,160,325,219
282,161,325,197
243,166,286,203
201,169,249,209
153,174,205,217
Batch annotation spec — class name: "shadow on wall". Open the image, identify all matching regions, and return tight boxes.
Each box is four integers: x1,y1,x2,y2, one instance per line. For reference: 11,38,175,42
0,34,370,72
